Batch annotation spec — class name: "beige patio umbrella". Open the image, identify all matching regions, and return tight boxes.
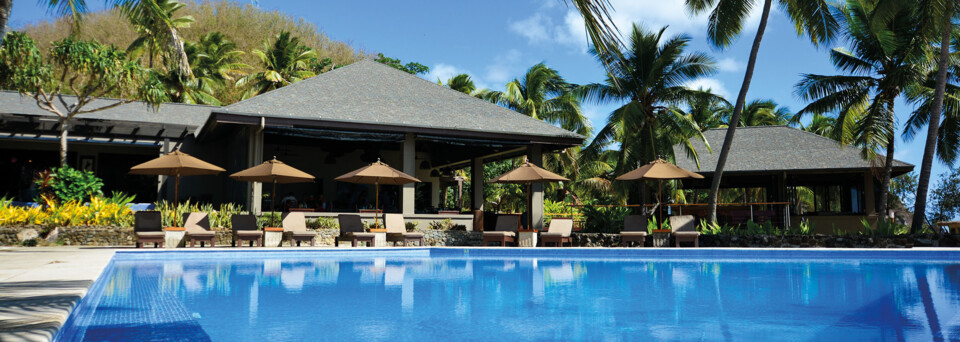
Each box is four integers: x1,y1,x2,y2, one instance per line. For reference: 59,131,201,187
488,160,569,230
130,150,226,205
615,158,704,230
230,158,315,227
334,159,420,227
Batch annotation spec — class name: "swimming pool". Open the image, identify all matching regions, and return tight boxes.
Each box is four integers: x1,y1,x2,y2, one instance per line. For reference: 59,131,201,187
55,248,960,341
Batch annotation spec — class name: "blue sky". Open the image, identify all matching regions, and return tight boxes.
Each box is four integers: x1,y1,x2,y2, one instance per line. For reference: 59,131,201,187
8,0,953,183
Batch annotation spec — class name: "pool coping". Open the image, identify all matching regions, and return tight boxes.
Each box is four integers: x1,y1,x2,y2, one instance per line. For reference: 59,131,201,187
3,245,960,341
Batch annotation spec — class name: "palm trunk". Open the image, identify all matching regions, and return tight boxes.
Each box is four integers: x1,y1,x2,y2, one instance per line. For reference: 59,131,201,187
707,0,773,224
0,0,11,46
59,118,69,168
912,0,953,232
878,116,896,222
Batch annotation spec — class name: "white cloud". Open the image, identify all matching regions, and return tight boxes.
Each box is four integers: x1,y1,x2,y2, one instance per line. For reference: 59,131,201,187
716,57,742,72
685,78,731,99
425,63,467,83
485,49,523,84
509,13,552,43
516,0,764,51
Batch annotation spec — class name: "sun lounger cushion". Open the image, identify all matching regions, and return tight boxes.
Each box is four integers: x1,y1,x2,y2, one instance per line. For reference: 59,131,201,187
183,213,216,236
136,232,164,238
483,231,516,238
541,218,573,237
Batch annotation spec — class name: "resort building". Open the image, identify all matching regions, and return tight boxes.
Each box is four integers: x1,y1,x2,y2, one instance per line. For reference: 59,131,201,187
674,125,913,232
0,60,583,230
0,60,912,232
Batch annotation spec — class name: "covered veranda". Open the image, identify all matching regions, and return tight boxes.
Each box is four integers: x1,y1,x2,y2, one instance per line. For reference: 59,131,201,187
192,60,584,230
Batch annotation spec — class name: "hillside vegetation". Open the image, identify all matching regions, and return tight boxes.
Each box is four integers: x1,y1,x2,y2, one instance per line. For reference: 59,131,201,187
18,0,364,104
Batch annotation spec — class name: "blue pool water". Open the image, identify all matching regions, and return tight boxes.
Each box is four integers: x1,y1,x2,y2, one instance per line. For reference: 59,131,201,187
56,249,960,341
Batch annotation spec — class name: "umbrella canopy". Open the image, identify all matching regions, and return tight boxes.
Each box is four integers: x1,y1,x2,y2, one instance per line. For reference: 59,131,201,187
230,158,314,227
488,161,569,230
129,150,225,207
487,162,569,184
335,160,420,185
130,150,225,176
230,158,315,183
335,159,419,228
615,159,703,230
615,159,703,181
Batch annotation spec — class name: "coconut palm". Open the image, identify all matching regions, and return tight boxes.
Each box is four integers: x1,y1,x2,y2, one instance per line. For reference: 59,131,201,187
188,31,249,91
729,99,792,126
911,0,957,231
439,73,478,96
580,24,717,200
794,0,928,220
123,0,194,74
801,113,837,138
686,0,838,224
235,30,317,99
482,63,591,136
685,88,731,131
903,69,960,171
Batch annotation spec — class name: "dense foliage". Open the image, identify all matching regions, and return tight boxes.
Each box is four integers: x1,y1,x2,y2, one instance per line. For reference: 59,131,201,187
0,193,134,227
42,167,105,203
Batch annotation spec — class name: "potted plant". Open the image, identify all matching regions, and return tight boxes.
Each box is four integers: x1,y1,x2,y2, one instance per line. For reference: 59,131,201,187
649,218,671,247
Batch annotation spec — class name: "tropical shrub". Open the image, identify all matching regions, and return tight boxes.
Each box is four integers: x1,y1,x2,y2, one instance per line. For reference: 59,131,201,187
154,200,246,227
580,205,632,234
40,167,104,203
405,221,419,232
0,193,134,227
428,218,465,231
859,219,910,236
307,217,338,230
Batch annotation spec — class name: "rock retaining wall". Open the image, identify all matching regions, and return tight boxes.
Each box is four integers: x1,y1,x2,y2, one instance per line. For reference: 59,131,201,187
2,225,957,248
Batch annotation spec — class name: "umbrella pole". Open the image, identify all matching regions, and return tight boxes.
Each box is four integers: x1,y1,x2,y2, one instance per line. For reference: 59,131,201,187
527,182,532,230
271,179,277,227
174,174,180,207
658,180,663,231
375,182,380,228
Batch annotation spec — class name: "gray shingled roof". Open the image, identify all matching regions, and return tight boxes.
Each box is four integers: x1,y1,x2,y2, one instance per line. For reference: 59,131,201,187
674,125,913,173
218,59,584,141
0,90,215,134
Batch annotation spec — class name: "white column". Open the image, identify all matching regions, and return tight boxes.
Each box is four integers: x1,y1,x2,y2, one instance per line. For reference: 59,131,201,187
157,138,172,202
402,133,416,215
247,128,264,214
472,157,484,211
528,145,544,230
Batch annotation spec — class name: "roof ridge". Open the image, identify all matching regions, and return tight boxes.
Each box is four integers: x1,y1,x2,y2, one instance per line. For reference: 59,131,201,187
0,89,221,109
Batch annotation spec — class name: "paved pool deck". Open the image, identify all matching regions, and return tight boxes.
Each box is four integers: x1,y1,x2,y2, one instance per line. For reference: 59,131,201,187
2,246,960,341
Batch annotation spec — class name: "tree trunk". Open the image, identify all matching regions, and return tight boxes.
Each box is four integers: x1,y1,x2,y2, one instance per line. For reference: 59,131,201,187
0,0,11,46
707,0,773,224
878,122,896,223
59,118,69,168
912,0,953,232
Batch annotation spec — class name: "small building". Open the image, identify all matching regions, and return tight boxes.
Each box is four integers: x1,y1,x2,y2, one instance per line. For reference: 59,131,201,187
674,125,914,232
0,60,584,230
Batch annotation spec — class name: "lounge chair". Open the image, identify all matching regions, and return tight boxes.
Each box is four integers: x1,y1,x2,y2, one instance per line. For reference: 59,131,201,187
384,213,425,246
482,214,520,247
540,218,574,247
671,215,699,247
134,211,164,248
183,212,216,247
230,214,263,247
336,214,377,247
621,215,648,247
281,212,316,247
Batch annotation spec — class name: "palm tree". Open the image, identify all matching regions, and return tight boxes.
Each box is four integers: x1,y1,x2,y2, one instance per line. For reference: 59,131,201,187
801,113,837,138
912,0,956,231
482,63,591,136
729,99,792,126
123,0,194,74
794,0,928,220
686,0,838,224
235,31,317,99
903,69,960,172
581,24,717,200
188,32,249,92
685,88,731,131
438,73,478,95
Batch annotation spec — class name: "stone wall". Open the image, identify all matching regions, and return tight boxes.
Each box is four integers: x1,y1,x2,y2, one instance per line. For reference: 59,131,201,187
2,225,957,248
570,233,960,248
